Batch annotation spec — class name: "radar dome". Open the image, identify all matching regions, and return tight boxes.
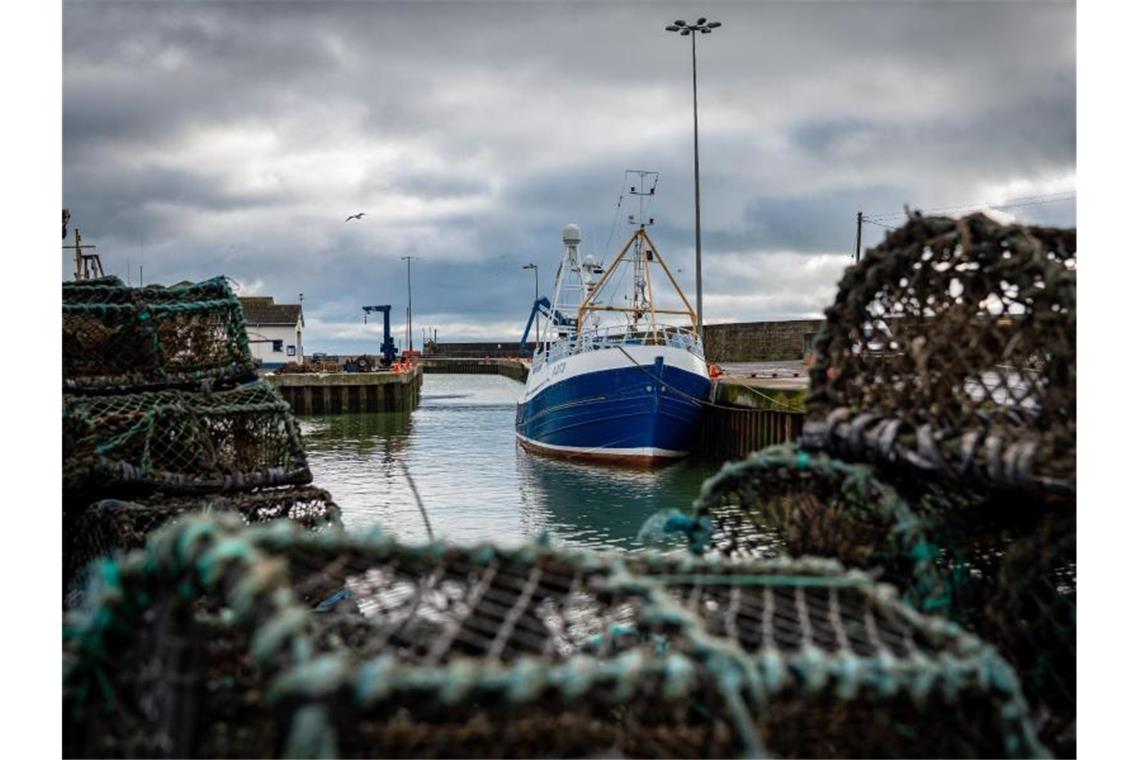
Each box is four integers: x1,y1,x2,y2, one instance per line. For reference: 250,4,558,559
582,254,598,268
562,224,582,244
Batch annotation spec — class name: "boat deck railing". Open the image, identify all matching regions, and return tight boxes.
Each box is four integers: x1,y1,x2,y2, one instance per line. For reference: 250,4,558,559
532,324,703,371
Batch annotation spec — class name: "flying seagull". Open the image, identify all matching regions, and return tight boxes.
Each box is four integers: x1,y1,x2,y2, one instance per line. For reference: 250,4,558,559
345,212,367,222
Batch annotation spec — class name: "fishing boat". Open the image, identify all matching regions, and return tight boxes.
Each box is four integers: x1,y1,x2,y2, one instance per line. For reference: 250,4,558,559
515,173,711,465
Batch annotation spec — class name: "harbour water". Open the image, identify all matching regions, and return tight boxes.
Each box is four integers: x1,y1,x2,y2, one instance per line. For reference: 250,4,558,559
299,373,720,550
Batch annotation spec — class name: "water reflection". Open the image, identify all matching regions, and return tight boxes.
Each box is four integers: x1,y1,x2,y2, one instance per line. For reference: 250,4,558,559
515,447,716,549
299,373,718,551
299,411,413,453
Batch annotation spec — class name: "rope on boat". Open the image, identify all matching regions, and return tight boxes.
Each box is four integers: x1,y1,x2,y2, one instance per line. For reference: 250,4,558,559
614,345,802,412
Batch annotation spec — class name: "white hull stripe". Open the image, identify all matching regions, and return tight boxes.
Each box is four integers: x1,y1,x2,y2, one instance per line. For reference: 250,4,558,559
522,343,708,402
515,432,688,459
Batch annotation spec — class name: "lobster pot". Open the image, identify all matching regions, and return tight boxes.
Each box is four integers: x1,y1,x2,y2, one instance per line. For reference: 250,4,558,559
64,516,1046,759
803,213,1075,497
64,486,343,598
645,445,1074,755
63,276,255,392
63,379,310,498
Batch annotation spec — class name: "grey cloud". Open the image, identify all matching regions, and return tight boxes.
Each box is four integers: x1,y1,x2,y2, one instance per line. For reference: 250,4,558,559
63,0,1075,349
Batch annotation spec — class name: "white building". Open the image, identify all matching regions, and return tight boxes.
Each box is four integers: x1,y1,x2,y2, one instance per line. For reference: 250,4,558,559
239,296,304,368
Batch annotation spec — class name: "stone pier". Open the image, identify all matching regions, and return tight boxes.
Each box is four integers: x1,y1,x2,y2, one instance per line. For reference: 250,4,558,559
267,365,423,414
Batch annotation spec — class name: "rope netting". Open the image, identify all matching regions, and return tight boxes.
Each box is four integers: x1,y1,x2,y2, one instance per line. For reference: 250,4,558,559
644,446,1075,754
64,486,343,598
63,276,255,392
64,515,1046,758
63,379,311,498
802,212,1075,496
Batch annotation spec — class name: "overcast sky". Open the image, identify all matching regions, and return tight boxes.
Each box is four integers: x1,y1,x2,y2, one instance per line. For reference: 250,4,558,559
63,0,1075,353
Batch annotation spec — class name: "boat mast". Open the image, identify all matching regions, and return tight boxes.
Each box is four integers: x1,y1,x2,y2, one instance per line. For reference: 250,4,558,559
627,170,657,335
577,171,697,336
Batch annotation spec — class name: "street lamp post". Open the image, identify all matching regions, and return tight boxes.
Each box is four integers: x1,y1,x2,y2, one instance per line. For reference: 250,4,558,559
666,16,720,342
400,255,415,352
522,263,538,302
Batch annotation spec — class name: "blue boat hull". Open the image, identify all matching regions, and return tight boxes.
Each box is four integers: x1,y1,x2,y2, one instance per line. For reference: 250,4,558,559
515,360,710,464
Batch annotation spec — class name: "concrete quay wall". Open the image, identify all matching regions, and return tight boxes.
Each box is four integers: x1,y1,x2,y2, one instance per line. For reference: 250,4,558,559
268,366,423,414
424,342,535,358
703,320,824,363
421,357,528,382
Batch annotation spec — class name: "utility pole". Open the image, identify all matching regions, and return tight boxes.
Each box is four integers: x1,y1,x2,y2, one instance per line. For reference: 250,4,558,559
666,17,721,341
400,255,415,352
855,211,864,263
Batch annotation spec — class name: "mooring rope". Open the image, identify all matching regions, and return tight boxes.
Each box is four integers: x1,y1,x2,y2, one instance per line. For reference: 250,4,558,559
613,345,802,413
397,459,434,540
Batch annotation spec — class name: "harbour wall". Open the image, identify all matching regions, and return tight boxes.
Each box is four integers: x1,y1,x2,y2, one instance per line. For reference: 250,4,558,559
423,319,824,363
697,406,804,460
425,342,535,358
702,319,824,363
696,378,806,460
268,366,423,414
297,355,529,384
421,357,529,382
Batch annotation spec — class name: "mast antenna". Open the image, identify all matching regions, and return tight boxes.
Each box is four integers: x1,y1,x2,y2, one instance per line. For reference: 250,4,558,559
624,169,660,227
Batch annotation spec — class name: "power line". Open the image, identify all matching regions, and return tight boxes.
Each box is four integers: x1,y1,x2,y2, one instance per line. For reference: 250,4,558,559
863,191,1075,223
989,194,1078,212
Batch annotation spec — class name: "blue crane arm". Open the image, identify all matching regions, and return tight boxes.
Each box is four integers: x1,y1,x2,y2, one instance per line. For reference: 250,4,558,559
519,298,547,356
519,297,574,355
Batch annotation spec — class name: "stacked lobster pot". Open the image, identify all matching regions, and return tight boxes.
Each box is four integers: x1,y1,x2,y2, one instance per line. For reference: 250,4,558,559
64,514,1048,758
646,212,1076,755
62,276,342,601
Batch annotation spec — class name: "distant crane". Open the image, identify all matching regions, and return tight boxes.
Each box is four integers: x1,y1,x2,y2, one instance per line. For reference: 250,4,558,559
345,212,367,222
362,304,397,366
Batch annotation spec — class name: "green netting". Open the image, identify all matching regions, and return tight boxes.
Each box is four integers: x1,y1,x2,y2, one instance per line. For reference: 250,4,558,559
63,379,311,498
644,446,1075,755
64,485,343,599
64,515,1046,758
803,212,1076,496
63,275,256,392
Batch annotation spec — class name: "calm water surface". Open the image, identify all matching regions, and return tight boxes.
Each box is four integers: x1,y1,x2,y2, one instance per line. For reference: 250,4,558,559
298,373,719,550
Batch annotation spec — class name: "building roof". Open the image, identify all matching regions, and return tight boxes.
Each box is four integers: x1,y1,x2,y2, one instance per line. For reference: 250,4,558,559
239,296,303,326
